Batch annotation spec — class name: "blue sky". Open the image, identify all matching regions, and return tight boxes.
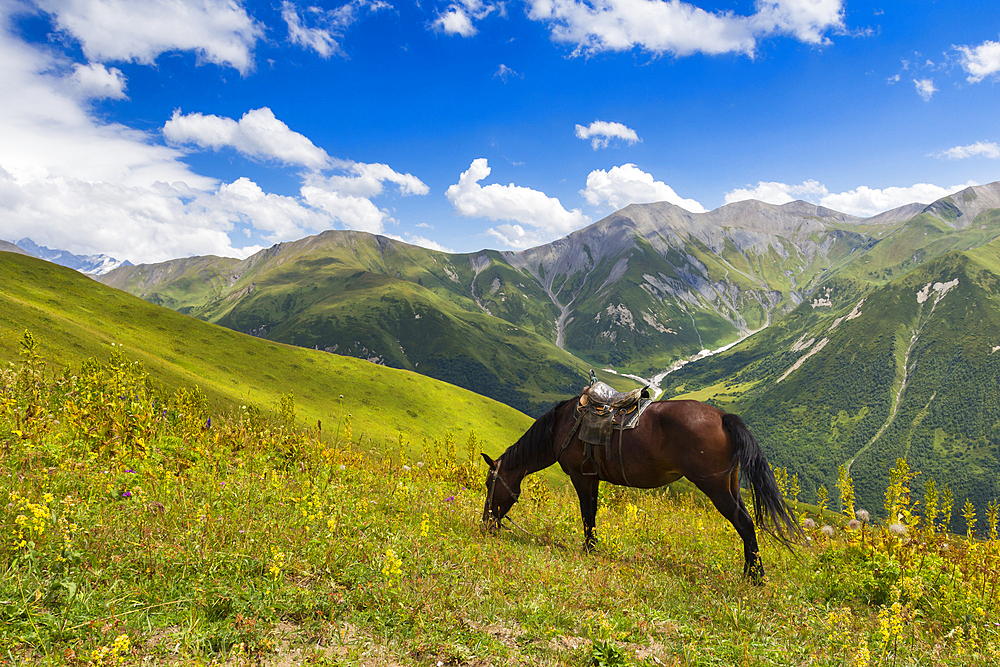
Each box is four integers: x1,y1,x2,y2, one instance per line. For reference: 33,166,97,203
1,0,998,263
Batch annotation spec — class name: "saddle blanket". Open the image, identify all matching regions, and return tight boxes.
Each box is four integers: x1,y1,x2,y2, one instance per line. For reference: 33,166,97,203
578,387,653,447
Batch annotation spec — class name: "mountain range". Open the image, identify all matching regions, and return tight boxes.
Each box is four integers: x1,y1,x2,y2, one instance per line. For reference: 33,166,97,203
4,238,131,275
84,180,1000,524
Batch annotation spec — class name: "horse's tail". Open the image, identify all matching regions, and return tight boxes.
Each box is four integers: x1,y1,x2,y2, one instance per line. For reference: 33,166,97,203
722,412,802,548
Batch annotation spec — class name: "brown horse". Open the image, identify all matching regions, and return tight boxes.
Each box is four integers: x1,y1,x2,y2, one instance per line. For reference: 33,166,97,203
481,396,800,583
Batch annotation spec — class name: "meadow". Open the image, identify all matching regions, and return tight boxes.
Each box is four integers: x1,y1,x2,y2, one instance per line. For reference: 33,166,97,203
3,335,1000,666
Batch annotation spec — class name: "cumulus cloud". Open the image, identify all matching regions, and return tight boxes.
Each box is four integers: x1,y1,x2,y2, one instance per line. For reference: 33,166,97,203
305,162,429,198
163,108,428,235
749,0,845,45
70,62,127,99
932,141,1000,160
282,0,389,58
298,162,429,234
723,178,978,218
0,7,213,188
820,182,976,217
446,158,590,249
582,164,706,212
956,36,1000,83
0,169,269,263
397,234,455,253
574,120,640,150
34,0,263,75
526,0,844,58
0,5,429,263
724,179,829,205
163,107,332,170
913,77,936,101
494,63,521,81
298,186,390,234
433,0,499,37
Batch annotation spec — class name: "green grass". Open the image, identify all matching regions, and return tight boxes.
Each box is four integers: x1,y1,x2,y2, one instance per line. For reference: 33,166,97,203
0,251,535,458
3,352,1000,666
672,380,760,405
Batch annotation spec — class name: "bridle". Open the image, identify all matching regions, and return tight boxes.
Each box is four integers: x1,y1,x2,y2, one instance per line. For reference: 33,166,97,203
485,458,519,526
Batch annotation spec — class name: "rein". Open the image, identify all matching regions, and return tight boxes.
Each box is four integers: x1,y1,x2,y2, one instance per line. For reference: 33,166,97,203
485,458,519,526
487,460,566,550
501,513,567,550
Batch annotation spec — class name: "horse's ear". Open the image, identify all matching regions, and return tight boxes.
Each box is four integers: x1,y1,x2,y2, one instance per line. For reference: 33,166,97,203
481,453,495,467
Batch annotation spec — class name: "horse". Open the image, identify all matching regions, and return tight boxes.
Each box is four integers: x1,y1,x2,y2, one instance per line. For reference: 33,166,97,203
481,396,801,584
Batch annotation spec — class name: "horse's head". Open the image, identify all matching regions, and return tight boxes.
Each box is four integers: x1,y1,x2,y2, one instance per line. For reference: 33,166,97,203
481,453,521,532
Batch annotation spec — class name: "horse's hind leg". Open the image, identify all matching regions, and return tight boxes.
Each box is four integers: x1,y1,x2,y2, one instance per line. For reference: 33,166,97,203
695,472,764,585
729,469,764,583
570,473,600,552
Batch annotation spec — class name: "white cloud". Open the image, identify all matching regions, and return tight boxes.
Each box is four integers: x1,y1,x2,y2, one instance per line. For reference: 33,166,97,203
433,0,500,37
494,63,521,81
281,0,389,58
933,141,1000,160
215,177,331,239
163,107,332,170
446,158,590,249
399,234,455,253
750,0,845,45
0,169,268,263
0,7,429,263
819,182,976,217
302,162,429,199
0,7,212,187
434,6,477,36
298,186,390,234
34,0,263,75
724,179,829,205
70,62,127,99
956,37,1000,83
723,178,978,217
913,77,936,101
582,164,706,212
574,120,640,150
526,0,844,58
163,109,429,235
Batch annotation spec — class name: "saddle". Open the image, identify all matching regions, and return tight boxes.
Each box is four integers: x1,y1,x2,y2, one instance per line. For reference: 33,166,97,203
575,378,653,476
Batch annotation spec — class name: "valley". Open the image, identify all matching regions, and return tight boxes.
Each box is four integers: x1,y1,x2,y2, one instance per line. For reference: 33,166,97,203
11,182,1000,523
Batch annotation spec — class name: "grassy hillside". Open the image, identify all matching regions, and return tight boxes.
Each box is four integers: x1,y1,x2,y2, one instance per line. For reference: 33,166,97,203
0,250,535,456
3,361,1000,666
101,233,612,416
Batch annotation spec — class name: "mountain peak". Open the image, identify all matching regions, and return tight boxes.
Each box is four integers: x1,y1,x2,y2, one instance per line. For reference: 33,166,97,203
922,180,1000,228
13,238,131,275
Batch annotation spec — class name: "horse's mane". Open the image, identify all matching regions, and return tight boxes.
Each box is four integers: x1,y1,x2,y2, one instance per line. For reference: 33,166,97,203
501,398,576,471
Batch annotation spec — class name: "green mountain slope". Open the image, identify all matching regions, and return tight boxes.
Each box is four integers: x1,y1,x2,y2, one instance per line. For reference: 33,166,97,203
101,232,621,415
0,250,534,454
663,244,1000,526
97,202,900,399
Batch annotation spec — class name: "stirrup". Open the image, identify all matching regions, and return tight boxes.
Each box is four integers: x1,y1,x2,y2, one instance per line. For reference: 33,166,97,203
582,441,599,476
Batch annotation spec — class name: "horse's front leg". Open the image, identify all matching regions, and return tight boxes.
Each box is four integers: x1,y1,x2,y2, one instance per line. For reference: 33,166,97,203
571,473,600,552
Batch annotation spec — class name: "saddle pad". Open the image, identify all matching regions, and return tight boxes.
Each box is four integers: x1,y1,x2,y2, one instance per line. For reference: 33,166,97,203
579,398,653,446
